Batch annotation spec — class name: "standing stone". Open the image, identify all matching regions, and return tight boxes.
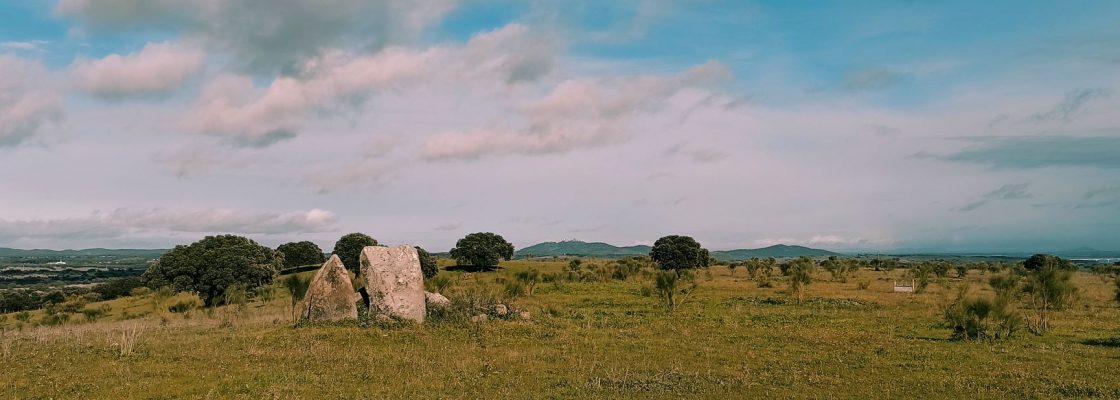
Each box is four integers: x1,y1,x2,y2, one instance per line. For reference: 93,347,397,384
360,245,426,322
301,255,358,322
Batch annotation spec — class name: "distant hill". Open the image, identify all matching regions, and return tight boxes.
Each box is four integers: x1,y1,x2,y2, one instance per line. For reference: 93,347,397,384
0,247,167,258
515,240,650,258
711,245,840,261
1053,247,1120,259
513,240,839,261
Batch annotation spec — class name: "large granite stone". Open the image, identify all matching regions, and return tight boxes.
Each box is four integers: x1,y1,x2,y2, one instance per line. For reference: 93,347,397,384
360,245,426,322
301,255,358,322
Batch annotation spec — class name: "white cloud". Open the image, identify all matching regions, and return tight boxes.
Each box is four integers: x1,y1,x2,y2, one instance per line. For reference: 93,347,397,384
71,41,205,99
0,40,50,52
0,56,64,146
0,208,338,242
423,60,732,160
185,23,555,146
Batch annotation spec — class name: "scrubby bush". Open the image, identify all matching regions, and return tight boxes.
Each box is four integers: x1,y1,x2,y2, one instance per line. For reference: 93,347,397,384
449,232,514,269
786,257,814,304
59,295,89,314
130,287,152,297
856,281,870,290
503,280,525,298
168,298,202,313
567,259,582,272
514,268,540,296
276,241,326,269
40,313,70,326
425,273,453,294
1022,254,1077,333
282,274,310,318
93,277,145,301
653,269,698,312
223,285,249,311
332,233,378,274
650,235,710,270
945,288,1021,341
820,256,855,282
416,246,438,279
142,235,281,306
989,274,1020,301
82,305,111,322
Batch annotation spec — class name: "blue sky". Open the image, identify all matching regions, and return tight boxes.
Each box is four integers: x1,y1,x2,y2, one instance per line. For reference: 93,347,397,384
1,1,1118,252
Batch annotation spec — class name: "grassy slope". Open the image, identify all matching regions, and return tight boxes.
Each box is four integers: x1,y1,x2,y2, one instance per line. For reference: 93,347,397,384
1,261,1119,399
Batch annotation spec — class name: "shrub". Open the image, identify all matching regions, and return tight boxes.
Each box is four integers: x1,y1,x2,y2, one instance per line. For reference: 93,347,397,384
59,295,89,314
223,285,249,311
82,305,111,322
416,246,438,279
1021,254,1077,333
820,256,854,282
503,280,525,298
653,269,698,312
787,257,814,304
449,232,514,268
856,281,870,290
142,235,281,306
130,287,152,297
168,298,202,313
514,268,540,296
332,233,378,275
282,274,310,318
425,273,453,293
14,311,31,323
988,274,1020,301
944,289,1022,341
567,259,582,272
93,277,145,301
276,241,326,269
954,263,969,279
649,235,709,270
41,312,70,326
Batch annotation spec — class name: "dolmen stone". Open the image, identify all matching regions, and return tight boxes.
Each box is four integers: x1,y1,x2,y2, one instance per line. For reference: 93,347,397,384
301,255,358,322
360,245,426,322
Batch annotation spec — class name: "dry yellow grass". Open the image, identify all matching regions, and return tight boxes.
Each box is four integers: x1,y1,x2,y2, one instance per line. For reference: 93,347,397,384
1,260,1118,399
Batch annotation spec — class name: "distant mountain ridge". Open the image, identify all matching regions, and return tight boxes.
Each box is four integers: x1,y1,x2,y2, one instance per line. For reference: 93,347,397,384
0,247,167,258
513,240,839,261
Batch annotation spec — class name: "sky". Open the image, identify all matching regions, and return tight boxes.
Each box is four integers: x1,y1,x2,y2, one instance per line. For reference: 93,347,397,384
0,0,1118,253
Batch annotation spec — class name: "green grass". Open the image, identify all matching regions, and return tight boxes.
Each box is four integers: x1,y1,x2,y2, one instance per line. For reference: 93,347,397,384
2,260,1119,399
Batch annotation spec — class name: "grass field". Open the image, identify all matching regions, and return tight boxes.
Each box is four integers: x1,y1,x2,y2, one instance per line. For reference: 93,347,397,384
2,259,1119,399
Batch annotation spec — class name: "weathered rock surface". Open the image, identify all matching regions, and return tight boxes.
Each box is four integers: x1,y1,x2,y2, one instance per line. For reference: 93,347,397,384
301,255,358,322
493,304,509,316
360,245,426,322
425,291,451,308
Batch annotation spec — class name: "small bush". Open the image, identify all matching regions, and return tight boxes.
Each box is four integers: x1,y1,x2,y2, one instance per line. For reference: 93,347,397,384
653,270,698,313
82,305,111,322
168,298,202,313
503,280,525,298
856,281,870,290
130,287,152,297
40,313,70,326
514,268,540,296
425,273,453,293
15,311,31,322
944,289,1021,341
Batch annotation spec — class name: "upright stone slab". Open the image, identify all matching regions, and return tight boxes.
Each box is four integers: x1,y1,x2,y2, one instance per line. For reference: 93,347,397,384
301,255,358,322
360,245,426,322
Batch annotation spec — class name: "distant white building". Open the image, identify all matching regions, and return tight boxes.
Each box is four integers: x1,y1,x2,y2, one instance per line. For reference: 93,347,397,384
47,260,67,265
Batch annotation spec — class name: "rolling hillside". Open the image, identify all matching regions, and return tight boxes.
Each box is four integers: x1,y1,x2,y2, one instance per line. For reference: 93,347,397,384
513,240,839,261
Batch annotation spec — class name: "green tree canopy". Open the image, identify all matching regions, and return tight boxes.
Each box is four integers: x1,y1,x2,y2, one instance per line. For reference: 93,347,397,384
276,241,326,269
449,232,514,268
649,235,710,270
141,235,281,307
416,246,438,279
332,233,378,275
